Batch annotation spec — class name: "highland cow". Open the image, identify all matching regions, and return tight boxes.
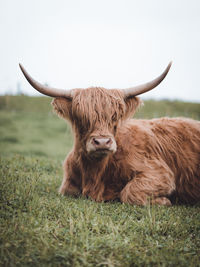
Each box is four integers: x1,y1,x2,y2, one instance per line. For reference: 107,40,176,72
19,62,200,205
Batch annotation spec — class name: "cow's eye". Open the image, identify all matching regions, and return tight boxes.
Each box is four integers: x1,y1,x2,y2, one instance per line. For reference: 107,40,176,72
78,125,87,136
112,113,117,122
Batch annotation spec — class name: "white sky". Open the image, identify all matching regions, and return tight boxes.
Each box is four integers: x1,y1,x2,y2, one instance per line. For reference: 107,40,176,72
0,0,200,102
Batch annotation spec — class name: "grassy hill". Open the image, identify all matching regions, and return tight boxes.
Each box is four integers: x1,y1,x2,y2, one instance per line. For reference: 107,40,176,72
0,95,200,266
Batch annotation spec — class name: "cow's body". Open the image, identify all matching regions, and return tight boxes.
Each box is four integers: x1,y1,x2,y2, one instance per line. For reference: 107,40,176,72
60,116,200,205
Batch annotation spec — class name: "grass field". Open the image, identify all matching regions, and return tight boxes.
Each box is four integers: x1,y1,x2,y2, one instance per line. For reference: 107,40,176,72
0,95,200,266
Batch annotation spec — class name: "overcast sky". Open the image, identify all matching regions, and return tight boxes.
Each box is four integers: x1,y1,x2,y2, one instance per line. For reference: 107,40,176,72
0,0,200,102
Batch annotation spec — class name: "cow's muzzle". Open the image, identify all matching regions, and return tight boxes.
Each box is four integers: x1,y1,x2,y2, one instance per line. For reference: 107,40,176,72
86,136,117,157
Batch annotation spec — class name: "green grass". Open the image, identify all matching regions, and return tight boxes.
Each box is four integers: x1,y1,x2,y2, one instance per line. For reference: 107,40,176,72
0,95,200,266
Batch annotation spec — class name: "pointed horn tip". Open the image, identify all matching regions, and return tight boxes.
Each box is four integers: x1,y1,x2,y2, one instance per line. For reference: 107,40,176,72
19,63,25,73
168,61,173,69
164,61,172,75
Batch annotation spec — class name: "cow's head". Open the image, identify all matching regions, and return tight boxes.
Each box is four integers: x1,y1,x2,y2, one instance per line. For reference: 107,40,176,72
19,62,172,159
51,87,141,158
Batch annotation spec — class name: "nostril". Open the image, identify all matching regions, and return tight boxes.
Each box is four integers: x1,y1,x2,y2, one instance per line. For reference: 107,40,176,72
93,138,100,145
106,138,112,145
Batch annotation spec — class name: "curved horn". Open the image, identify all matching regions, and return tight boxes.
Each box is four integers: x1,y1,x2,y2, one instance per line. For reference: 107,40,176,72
123,62,172,98
19,64,73,99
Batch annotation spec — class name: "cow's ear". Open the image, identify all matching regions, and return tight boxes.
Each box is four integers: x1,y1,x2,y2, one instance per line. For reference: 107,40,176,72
51,97,72,120
124,96,142,119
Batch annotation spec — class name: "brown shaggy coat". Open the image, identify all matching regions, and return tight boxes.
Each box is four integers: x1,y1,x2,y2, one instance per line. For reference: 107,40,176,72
52,87,200,206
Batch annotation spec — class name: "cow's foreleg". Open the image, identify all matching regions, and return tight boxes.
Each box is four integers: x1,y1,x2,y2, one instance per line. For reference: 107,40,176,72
151,197,172,206
59,175,81,196
59,152,82,197
120,164,175,206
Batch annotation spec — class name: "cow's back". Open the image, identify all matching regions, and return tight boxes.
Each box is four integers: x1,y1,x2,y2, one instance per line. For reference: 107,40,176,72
120,117,200,203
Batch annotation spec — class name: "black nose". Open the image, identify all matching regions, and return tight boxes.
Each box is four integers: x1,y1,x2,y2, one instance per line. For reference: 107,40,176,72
92,137,112,149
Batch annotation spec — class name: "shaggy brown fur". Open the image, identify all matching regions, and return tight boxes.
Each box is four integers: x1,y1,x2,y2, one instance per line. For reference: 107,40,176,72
52,87,200,206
